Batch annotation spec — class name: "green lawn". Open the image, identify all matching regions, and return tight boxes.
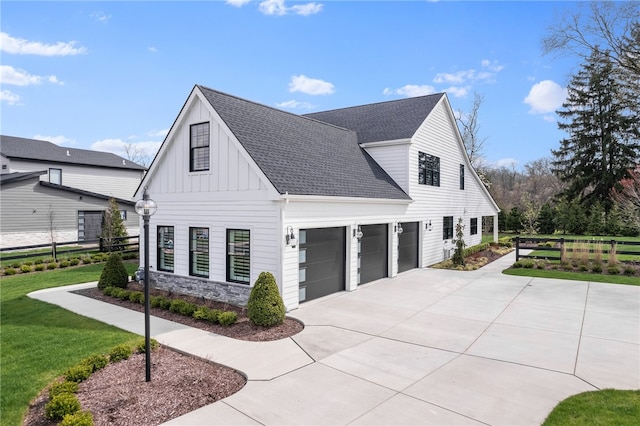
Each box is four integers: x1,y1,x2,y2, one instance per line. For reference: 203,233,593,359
543,389,640,425
0,263,139,426
503,267,639,286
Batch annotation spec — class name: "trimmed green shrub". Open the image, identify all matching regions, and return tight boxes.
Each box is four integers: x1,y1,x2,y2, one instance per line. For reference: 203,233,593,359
151,295,171,309
47,262,58,270
45,393,81,421
135,338,159,353
81,256,93,265
59,260,70,268
34,264,45,271
193,307,219,323
623,266,636,276
34,258,44,265
60,410,94,426
20,265,32,273
49,381,79,398
81,354,109,373
247,272,285,327
128,291,144,304
113,288,131,300
591,263,603,273
98,253,129,290
4,268,17,275
169,299,198,316
109,344,132,362
608,265,620,275
64,365,92,383
10,262,21,268
522,260,535,269
218,311,238,326
69,258,81,266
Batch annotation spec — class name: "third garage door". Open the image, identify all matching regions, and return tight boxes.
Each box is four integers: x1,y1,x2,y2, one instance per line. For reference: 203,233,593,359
358,224,388,285
398,222,419,273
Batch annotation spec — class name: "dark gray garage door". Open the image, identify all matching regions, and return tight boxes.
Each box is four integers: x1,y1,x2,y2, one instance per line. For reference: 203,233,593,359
398,222,419,273
299,227,346,302
358,224,388,285
78,211,103,241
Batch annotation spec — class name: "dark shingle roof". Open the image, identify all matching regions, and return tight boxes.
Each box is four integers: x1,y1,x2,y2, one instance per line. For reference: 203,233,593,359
0,170,47,185
0,135,146,170
197,85,411,200
303,93,444,144
38,182,135,205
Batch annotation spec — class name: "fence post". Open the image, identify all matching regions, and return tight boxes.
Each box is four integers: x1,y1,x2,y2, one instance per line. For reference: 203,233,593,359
52,241,57,262
515,236,520,261
560,238,565,263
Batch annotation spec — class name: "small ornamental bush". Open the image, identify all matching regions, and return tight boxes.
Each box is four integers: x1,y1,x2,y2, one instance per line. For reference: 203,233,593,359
34,264,45,271
49,381,79,398
47,262,58,270
70,258,81,266
591,263,603,273
608,265,620,275
4,268,17,275
135,338,159,353
45,393,81,421
34,258,44,265
64,365,92,383
10,262,21,268
60,410,94,426
579,265,589,272
114,288,131,300
522,260,535,269
193,307,219,323
81,354,109,373
623,266,636,276
247,272,285,327
109,344,132,362
59,260,70,268
81,256,93,265
128,291,144,304
218,311,238,327
169,299,198,316
20,265,32,273
151,295,171,309
98,253,129,290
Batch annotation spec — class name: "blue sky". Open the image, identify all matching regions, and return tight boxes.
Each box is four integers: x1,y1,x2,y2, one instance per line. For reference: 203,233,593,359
1,1,582,169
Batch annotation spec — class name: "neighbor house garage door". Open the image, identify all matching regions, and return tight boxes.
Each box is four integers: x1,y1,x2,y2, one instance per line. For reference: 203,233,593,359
299,227,346,302
78,211,103,241
398,222,419,273
358,224,388,285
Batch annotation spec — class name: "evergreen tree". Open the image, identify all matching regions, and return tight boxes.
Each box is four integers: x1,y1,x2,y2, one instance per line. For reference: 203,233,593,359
587,202,605,236
537,203,556,235
101,198,128,252
506,207,523,233
552,49,640,214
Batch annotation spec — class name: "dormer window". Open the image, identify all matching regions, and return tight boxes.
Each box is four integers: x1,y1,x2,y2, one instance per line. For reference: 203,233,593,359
49,168,62,185
418,152,439,186
190,122,210,172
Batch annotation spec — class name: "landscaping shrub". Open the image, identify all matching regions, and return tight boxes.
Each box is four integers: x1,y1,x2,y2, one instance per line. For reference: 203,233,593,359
60,410,94,426
247,271,285,327
81,354,109,373
608,265,620,275
579,265,589,272
522,260,535,269
109,344,132,362
128,291,144,304
64,365,92,383
114,288,131,300
34,258,44,265
59,260,70,268
4,268,17,275
135,338,159,353
623,266,636,276
10,262,21,268
20,265,32,273
47,262,58,270
512,261,523,268
218,311,238,326
45,393,80,421
35,264,45,271
70,258,81,266
169,299,198,316
151,295,171,309
193,306,219,323
49,381,79,398
591,263,603,273
97,253,129,290
81,256,93,265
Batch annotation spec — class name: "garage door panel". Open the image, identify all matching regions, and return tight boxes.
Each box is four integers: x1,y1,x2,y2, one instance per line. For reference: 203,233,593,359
299,227,345,302
359,224,388,285
398,222,419,273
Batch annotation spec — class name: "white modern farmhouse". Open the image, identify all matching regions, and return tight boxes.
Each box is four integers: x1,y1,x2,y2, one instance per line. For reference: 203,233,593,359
135,85,499,310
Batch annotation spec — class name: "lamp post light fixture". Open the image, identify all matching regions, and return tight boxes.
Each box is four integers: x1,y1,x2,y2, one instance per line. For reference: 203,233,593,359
134,193,157,382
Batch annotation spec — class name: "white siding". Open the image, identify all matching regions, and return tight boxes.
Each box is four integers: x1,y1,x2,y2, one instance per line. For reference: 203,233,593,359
8,159,143,201
363,142,410,193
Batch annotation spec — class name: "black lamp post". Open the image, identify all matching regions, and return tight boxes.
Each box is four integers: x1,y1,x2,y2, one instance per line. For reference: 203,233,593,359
134,193,157,382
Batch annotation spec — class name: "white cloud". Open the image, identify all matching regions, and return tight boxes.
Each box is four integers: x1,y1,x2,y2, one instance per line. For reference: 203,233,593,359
276,100,314,109
0,65,63,86
91,138,162,161
147,128,169,138
90,11,112,23
445,86,469,98
0,32,87,56
258,0,322,16
524,80,567,114
492,158,519,169
0,89,20,105
481,59,504,72
433,60,504,87
148,46,158,53
433,70,475,85
226,0,252,6
383,84,437,97
33,135,74,146
289,75,334,95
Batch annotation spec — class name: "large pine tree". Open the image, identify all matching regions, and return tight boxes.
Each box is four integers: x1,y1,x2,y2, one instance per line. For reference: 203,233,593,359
552,48,640,214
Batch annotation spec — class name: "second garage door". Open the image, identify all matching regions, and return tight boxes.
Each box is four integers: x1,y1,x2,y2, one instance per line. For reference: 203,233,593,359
358,224,389,285
299,227,346,302
398,222,419,273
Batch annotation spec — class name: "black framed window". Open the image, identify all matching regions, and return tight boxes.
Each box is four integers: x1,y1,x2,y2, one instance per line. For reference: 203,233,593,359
157,226,174,272
470,218,478,235
443,216,454,240
418,152,440,186
49,168,62,185
190,122,210,172
460,164,465,190
227,229,250,284
189,227,209,277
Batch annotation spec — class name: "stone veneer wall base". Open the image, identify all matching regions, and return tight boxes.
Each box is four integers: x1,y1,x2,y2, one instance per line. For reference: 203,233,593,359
150,271,250,307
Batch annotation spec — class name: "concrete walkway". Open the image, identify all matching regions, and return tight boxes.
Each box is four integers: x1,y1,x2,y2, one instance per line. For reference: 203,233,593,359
29,252,640,425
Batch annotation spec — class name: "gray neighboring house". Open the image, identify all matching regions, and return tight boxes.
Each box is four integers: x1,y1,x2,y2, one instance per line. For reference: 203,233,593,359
0,136,145,248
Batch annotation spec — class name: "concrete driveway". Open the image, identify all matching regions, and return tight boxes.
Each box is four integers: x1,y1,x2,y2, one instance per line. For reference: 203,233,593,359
31,252,640,425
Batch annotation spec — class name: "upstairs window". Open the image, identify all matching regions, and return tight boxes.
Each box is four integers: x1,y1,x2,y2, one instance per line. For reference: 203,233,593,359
443,216,453,240
227,229,250,284
460,164,465,190
189,227,209,277
49,168,62,185
190,122,210,172
470,218,478,235
418,152,440,186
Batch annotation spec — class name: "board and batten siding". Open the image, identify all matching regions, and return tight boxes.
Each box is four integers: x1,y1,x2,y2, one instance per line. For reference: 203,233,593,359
141,95,281,302
406,97,498,266
0,178,137,248
7,159,143,201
